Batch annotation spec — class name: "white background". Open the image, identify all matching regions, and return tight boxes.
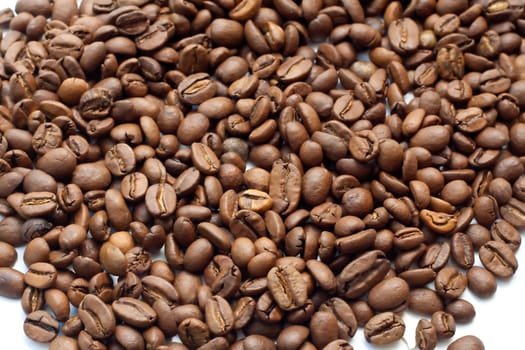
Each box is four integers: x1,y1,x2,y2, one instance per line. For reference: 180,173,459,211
1,0,525,349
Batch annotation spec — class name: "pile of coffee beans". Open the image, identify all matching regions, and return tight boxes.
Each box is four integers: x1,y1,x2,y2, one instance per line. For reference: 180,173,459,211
2,0,525,349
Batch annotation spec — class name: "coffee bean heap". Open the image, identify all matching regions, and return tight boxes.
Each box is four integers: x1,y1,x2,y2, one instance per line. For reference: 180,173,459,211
0,0,524,349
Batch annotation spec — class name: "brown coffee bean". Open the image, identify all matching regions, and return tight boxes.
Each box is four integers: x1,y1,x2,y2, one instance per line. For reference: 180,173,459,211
267,265,307,311
0,242,17,267
336,250,390,299
178,318,210,349
49,336,79,350
435,266,467,299
310,311,338,349
415,319,438,350
24,310,59,343
205,295,234,336
431,311,456,339
408,288,444,315
19,191,58,218
112,297,157,328
367,277,410,311
306,260,336,293
238,189,273,213
479,240,518,277
269,160,302,215
445,298,476,323
78,294,116,339
420,209,457,235
178,73,217,105
451,232,475,269
25,262,57,289
191,142,220,175
447,335,485,350
145,183,177,218
388,18,419,54
364,312,405,345
0,267,25,299
466,266,497,298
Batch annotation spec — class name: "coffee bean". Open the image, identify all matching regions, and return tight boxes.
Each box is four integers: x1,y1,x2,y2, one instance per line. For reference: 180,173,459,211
23,310,59,343
25,262,57,289
178,318,210,349
205,295,234,336
0,267,25,299
431,311,456,339
388,18,420,54
336,250,390,299
479,240,518,277
364,312,405,345
50,336,79,350
467,266,497,298
310,311,338,349
448,335,485,350
112,297,157,328
178,73,217,105
78,294,116,339
0,242,17,267
415,319,438,350
238,189,273,213
318,297,358,338
191,142,220,175
368,277,410,311
19,191,58,218
145,183,177,218
267,265,307,311
269,159,301,215
408,288,444,315
435,266,467,299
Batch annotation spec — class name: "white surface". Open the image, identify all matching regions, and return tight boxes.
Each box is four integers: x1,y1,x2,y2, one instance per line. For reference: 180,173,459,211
2,0,525,349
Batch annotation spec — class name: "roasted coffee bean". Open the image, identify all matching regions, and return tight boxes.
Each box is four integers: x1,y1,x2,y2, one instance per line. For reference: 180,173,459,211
267,265,307,311
447,335,485,350
78,294,116,339
205,295,234,336
451,232,475,269
23,310,59,343
269,160,302,215
112,297,157,328
145,183,176,218
24,262,57,289
415,319,438,350
0,267,25,299
408,288,444,316
238,189,273,213
49,336,79,350
19,191,58,218
178,318,210,349
364,312,405,345
445,299,476,323
431,311,456,339
467,266,497,298
435,266,467,299
479,240,518,277
191,142,220,175
310,311,339,349
0,242,17,267
336,250,390,299
178,73,216,105
318,297,358,339
367,277,410,311
388,18,420,54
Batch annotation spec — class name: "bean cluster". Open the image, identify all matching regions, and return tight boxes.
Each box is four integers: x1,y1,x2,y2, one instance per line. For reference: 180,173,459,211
0,0,524,350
